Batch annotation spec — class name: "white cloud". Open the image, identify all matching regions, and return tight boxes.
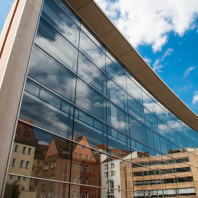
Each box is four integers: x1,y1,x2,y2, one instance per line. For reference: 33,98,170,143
95,0,198,52
184,66,195,77
153,59,163,73
152,48,173,72
192,91,198,105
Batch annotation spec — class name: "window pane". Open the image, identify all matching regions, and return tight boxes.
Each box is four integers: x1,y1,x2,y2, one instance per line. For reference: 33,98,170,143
28,45,76,102
105,56,126,90
146,127,161,152
79,31,105,71
71,144,105,188
127,77,142,103
77,52,106,95
73,108,107,150
107,101,129,134
76,78,106,121
108,128,131,156
42,0,79,47
8,121,72,181
107,79,127,111
128,94,144,123
35,17,78,72
20,79,74,139
144,109,158,133
129,116,146,144
53,0,80,26
4,177,69,197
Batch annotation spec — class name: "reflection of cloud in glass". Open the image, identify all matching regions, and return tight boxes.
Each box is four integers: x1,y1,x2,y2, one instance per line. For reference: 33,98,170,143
35,18,78,73
79,31,105,71
29,45,76,102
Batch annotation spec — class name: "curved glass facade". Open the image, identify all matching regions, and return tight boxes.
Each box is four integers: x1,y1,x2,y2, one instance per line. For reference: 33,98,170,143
3,0,198,197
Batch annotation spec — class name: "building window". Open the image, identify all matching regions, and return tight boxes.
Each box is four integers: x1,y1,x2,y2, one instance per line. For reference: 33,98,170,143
72,177,75,183
79,154,82,159
18,176,21,181
79,191,82,198
9,175,13,179
51,161,56,169
28,148,31,155
90,156,93,161
110,163,114,168
22,146,26,154
49,190,54,198
79,177,82,184
41,191,45,198
85,165,89,172
111,171,115,176
15,132,18,138
85,192,88,198
23,177,26,181
85,155,88,160
85,178,88,184
44,163,48,170
50,175,54,180
14,145,18,152
20,160,24,168
72,191,76,198
80,165,83,172
75,153,78,158
82,145,85,150
25,161,29,169
12,158,16,167
109,180,114,188
104,172,108,177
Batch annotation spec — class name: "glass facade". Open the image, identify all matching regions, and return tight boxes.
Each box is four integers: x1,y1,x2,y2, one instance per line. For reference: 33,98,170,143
3,0,198,197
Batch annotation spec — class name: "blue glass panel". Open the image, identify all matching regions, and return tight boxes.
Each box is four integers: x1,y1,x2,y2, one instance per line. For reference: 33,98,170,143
142,90,156,114
107,79,127,111
128,94,144,123
160,137,171,154
107,101,129,134
20,80,74,139
146,127,161,152
127,77,142,103
73,108,107,150
75,78,106,121
35,17,78,72
53,0,80,26
28,45,76,102
79,31,105,71
77,52,106,95
157,119,170,140
108,127,131,156
105,56,126,90
42,0,80,47
155,102,167,123
144,109,158,133
81,24,105,52
129,116,146,144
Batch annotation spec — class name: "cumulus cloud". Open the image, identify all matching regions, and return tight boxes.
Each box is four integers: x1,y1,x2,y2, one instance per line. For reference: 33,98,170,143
95,0,198,52
184,66,195,77
192,91,198,105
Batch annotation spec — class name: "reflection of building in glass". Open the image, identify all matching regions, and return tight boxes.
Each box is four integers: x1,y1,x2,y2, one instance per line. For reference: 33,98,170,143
6,122,36,197
120,149,198,197
1,0,198,197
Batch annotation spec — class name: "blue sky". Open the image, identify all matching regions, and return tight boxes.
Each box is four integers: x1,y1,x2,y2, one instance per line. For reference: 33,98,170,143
1,0,198,115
